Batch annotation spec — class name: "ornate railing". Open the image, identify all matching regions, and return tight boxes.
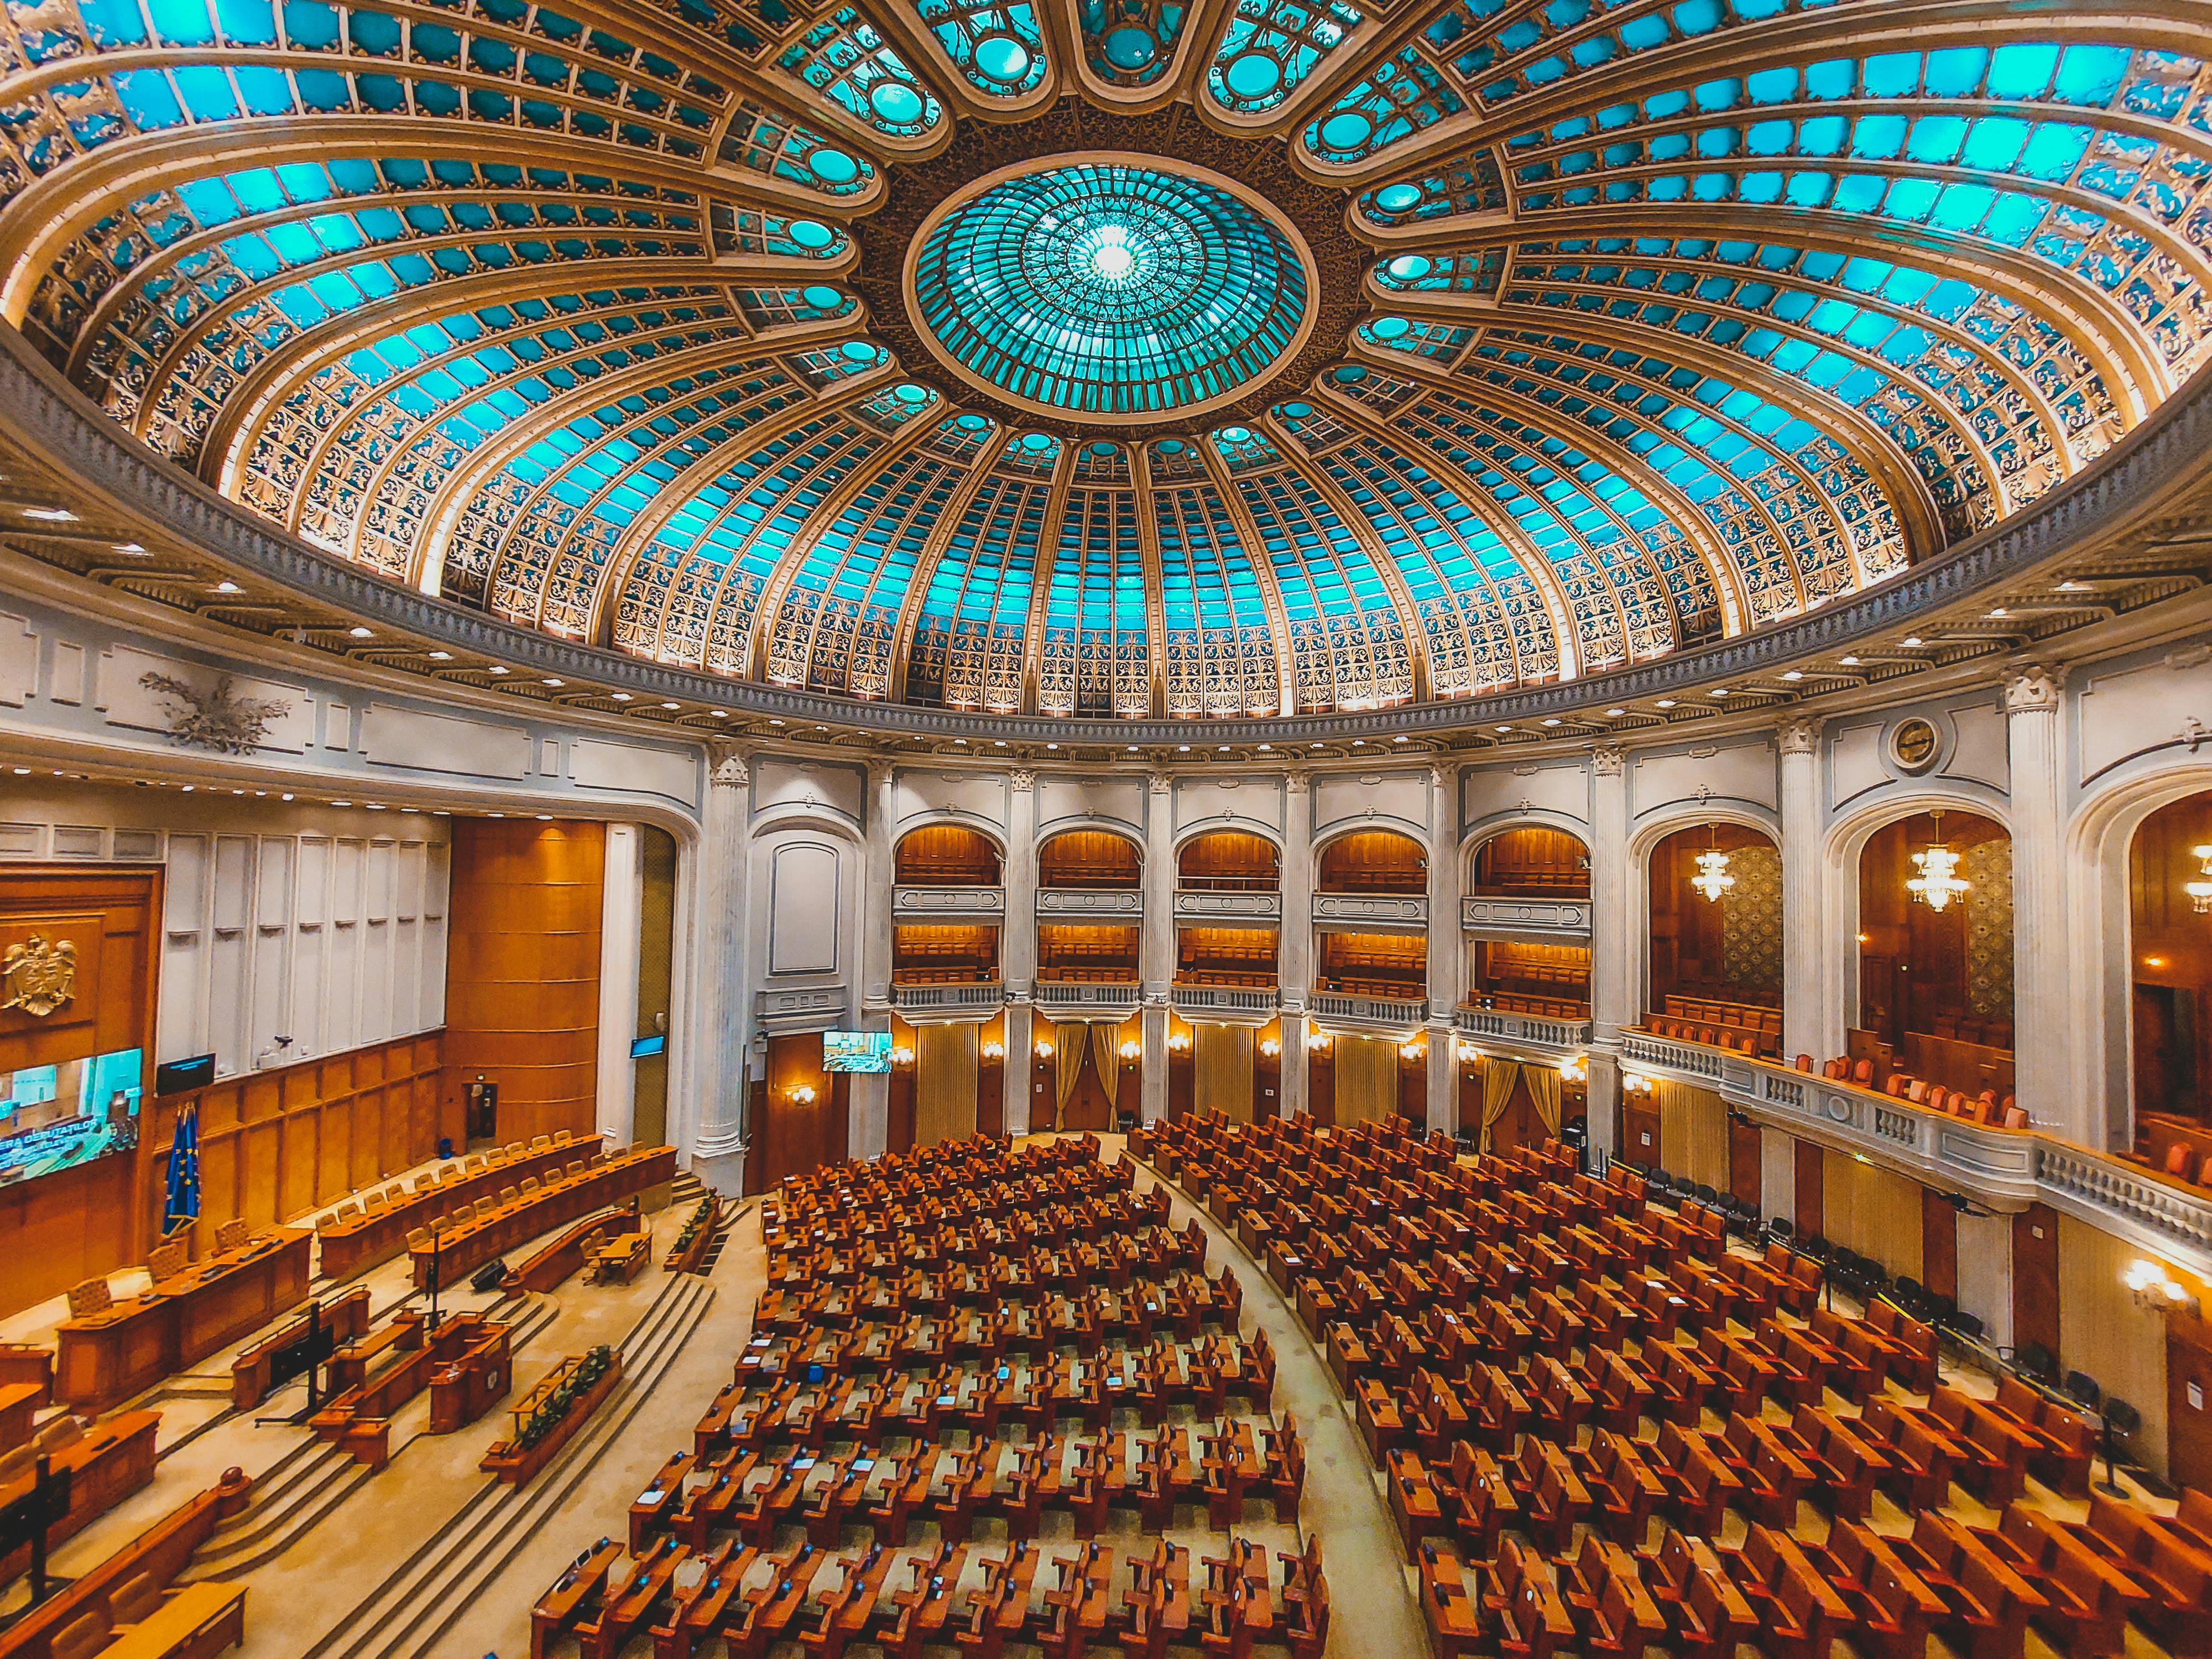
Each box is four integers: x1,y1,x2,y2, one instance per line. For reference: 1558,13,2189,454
1455,1008,1592,1053
1035,889,1142,916
892,885,1004,918
1033,981,1143,1014
1172,890,1281,922
1309,991,1430,1031
1171,984,1278,1020
1312,893,1426,930
1618,1031,2212,1275
888,982,1004,1015
1461,896,1592,938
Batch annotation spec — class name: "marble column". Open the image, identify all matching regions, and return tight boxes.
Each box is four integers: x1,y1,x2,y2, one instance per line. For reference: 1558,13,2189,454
851,759,896,1160
2005,664,2074,1139
1777,715,1825,1063
690,749,750,1194
1280,765,1312,1003
1002,769,1038,1134
1584,744,1629,1165
1140,772,1175,1123
1426,764,1463,1133
1278,1009,1308,1119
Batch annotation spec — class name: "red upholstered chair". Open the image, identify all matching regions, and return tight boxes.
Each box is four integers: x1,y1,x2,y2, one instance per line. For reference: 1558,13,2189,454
1850,1059,1875,1086
2167,1142,2197,1181
2001,1106,2029,1130
1884,1075,1908,1098
1793,1055,1814,1074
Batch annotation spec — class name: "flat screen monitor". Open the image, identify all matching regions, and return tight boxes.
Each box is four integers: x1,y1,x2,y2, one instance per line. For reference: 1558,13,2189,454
0,1047,143,1188
629,1034,667,1059
822,1031,892,1073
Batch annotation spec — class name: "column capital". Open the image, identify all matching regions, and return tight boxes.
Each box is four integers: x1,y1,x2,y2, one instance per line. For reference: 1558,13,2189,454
1777,715,1820,756
1010,768,1035,792
1592,744,1625,778
1285,769,1308,795
709,747,750,789
867,757,897,787
2004,661,2066,716
1148,770,1173,796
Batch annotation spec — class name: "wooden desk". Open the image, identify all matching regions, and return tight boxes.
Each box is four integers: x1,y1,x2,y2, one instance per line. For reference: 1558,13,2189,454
97,1583,247,1659
58,1232,312,1411
318,1142,593,1281
0,1411,160,1582
408,1146,676,1287
0,1383,40,1454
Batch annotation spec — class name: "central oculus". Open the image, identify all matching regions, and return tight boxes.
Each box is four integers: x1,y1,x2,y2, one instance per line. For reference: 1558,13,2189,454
905,156,1318,423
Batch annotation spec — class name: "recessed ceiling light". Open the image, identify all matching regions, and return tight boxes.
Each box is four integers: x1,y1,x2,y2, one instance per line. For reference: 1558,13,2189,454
2057,579,2089,593
612,692,633,701
1046,742,1058,750
116,542,146,555
1781,670,1803,682
712,709,729,718
1711,687,1730,697
281,793,294,801
427,650,452,661
1656,698,1677,709
1311,741,1324,748
1495,724,1512,732
1986,608,2008,619
542,677,564,687
770,717,784,725
994,740,1005,747
348,626,372,639
1178,744,1190,752
1352,739,1364,747
1258,743,1272,752
1839,655,1860,666
1604,708,1625,718
1541,717,1560,727
365,802,387,811
1902,637,1923,647
181,785,195,793
1392,735,1407,743
488,665,509,675
21,507,76,522
213,580,241,594
536,814,552,821
660,701,680,710
331,799,351,807
9,767,27,776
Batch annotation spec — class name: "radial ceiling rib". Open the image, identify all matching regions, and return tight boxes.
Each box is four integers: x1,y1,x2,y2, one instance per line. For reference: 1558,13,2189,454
1371,201,2166,425
592,379,899,656
1317,375,1582,682
1198,435,1340,714
1053,0,1235,111
883,421,1019,697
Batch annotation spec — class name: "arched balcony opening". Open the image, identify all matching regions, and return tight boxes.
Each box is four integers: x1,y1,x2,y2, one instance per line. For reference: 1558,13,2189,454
1176,926,1278,989
894,825,1003,886
1646,822,1784,1058
1177,832,1280,892
1469,827,1590,899
1039,829,1141,889
1466,941,1589,1022
891,924,1000,985
1856,810,2013,1102
2127,791,2212,1174
1316,831,1426,895
1316,932,1426,1001
1036,924,1140,984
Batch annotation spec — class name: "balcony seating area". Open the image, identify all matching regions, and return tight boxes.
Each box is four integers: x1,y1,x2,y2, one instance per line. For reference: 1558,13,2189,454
1034,930,1139,983
1801,1055,2028,1130
1175,972,1277,990
1656,998,1782,1059
1131,1108,2205,1659
1320,977,1427,1001
1469,992,1590,1022
1034,965,1141,984
891,926,999,985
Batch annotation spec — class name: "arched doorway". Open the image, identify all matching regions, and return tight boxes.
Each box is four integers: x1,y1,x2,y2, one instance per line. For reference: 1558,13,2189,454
2128,790,2212,1162
1646,822,1784,1057
1856,809,2012,1099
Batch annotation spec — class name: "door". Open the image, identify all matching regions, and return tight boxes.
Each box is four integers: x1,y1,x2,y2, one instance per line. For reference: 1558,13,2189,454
466,1080,498,1144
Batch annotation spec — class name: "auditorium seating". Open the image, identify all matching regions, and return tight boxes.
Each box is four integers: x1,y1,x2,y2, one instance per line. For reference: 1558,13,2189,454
1133,1108,2210,1659
528,1136,1325,1659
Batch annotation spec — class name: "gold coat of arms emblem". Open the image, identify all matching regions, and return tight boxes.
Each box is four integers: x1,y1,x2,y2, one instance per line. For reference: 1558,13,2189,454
2,933,79,1017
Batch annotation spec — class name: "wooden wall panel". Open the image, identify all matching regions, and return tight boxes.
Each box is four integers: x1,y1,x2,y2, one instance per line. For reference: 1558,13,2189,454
1794,1139,1824,1239
2058,1216,2169,1475
0,866,160,1319
440,820,604,1145
2013,1201,2062,1361
1922,1187,1959,1302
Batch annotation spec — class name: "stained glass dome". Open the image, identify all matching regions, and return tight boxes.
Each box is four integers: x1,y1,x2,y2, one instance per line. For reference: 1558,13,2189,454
0,0,2204,720
907,160,1314,419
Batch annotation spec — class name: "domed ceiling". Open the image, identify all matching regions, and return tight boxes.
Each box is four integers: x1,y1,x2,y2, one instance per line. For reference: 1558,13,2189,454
1,0,2202,719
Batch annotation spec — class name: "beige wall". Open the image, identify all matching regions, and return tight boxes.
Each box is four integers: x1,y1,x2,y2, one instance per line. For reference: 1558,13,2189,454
2058,1215,2171,1476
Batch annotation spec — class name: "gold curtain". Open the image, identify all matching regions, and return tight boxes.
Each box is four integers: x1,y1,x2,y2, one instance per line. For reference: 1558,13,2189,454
1479,1058,1520,1151
1194,1024,1255,1123
1525,1064,1562,1138
1091,1023,1121,1110
1656,1079,1730,1191
1053,1021,1088,1117
1822,1149,1924,1281
1337,1035,1401,1128
914,1023,979,1147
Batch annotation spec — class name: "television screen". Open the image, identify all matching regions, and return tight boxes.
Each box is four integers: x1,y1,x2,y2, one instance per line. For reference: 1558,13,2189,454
629,1034,667,1059
0,1048,143,1188
822,1031,892,1073
155,1052,215,1095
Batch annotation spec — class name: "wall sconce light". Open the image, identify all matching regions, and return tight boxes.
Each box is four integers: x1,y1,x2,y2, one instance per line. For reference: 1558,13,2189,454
1167,1032,1191,1054
1456,1042,1481,1065
1400,1041,1426,1062
788,1084,817,1106
2189,845,2212,914
981,1040,1005,1060
1623,1071,1653,1095
1305,1031,1332,1052
1119,1040,1140,1061
1258,1037,1281,1058
1035,1039,1056,1060
2125,1258,2199,1316
1558,1055,1588,1084
891,1045,915,1067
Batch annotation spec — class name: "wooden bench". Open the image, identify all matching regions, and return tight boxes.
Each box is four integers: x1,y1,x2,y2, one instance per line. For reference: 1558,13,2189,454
231,1288,371,1410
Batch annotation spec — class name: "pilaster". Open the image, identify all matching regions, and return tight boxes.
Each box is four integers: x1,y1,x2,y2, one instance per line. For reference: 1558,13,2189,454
1003,769,1037,1135
1279,769,1312,1120
2005,664,2075,1139
1141,772,1174,1123
1425,764,1462,1131
851,759,897,1160
690,749,751,1194
1778,716,1825,1062
1588,745,1631,1044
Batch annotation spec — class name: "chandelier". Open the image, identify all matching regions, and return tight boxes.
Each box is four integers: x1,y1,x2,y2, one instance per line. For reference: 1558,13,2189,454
2189,844,2212,914
1907,812,1969,912
1690,825,1735,904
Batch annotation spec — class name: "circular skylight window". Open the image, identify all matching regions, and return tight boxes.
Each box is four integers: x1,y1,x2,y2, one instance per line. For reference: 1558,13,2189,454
905,155,1316,422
